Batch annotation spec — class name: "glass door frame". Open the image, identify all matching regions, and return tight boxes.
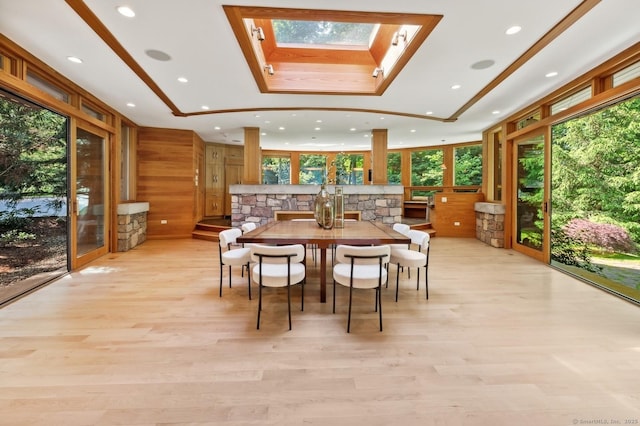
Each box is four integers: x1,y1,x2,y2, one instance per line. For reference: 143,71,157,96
69,119,110,269
510,128,551,262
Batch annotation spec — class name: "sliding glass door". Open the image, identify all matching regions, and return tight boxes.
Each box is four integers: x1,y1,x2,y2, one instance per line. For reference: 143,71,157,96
71,123,109,267
513,134,547,261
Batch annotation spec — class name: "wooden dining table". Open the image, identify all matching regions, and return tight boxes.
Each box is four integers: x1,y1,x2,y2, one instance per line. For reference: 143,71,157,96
237,220,411,303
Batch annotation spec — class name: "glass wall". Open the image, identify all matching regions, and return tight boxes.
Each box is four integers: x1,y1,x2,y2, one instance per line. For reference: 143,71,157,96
0,89,68,304
550,95,640,302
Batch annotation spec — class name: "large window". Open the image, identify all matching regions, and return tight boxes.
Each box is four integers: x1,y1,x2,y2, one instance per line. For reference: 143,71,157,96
387,152,401,184
454,144,482,186
299,154,327,184
551,95,640,303
0,89,68,305
262,155,291,184
335,153,364,185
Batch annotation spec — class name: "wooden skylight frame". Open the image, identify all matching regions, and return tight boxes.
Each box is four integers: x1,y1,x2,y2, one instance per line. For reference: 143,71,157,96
223,6,442,95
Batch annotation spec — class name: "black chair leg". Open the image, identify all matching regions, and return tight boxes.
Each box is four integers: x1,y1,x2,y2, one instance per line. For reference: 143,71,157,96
287,283,292,331
219,267,223,297
425,266,429,300
396,262,401,302
228,266,232,288
332,280,336,313
257,282,262,329
347,284,353,333
378,285,383,332
247,262,252,300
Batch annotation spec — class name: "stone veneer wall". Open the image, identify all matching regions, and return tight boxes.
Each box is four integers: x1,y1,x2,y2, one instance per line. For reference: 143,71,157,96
116,202,149,252
117,211,147,251
475,202,505,248
229,185,403,227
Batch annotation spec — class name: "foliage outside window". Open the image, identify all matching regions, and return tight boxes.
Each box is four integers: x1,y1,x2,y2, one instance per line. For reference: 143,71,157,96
411,149,443,186
299,154,327,184
0,89,68,297
551,95,640,302
387,152,401,184
454,144,482,186
262,156,291,184
411,149,443,198
272,20,375,46
335,153,364,185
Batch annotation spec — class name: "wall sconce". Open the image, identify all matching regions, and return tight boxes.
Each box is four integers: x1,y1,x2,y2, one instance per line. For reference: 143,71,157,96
372,67,384,78
252,26,265,41
264,64,274,75
391,30,407,46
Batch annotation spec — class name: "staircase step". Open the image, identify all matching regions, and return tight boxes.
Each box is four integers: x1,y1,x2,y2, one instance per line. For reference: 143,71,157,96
192,229,219,242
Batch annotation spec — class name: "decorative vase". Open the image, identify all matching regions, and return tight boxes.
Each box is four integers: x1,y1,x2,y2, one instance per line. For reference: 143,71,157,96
314,184,334,229
334,186,344,228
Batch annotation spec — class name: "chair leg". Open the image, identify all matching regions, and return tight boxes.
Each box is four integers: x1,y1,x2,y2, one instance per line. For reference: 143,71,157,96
347,284,353,333
287,283,292,331
378,285,383,332
425,265,429,300
301,278,305,311
219,265,223,297
332,280,336,313
417,267,420,291
246,262,252,300
256,281,263,330
395,262,401,302
228,266,232,288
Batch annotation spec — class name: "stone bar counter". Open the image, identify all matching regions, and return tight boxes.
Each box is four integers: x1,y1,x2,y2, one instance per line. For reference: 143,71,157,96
229,185,403,227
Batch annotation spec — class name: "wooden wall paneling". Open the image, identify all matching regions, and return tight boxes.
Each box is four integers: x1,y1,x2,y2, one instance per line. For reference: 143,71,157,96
243,127,261,184
431,192,485,237
193,132,205,224
371,129,388,184
204,143,225,217
137,128,198,238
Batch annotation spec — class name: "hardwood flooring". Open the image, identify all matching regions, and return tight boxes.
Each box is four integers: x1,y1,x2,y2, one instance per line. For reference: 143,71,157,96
0,237,639,425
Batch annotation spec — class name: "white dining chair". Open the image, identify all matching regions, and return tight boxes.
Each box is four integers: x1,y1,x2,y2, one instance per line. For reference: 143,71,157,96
251,244,306,330
389,229,430,301
332,244,390,332
218,228,252,299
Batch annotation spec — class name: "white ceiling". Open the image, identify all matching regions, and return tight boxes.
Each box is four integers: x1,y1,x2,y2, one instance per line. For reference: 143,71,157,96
1,0,639,151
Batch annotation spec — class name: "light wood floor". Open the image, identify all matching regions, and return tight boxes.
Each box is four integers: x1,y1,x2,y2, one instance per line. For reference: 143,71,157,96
1,237,639,426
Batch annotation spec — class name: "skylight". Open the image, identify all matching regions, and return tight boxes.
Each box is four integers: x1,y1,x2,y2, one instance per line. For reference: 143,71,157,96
272,20,378,47
223,6,442,95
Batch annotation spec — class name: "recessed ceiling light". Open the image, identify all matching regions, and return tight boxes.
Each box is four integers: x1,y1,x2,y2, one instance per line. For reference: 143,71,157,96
545,71,558,78
126,102,135,108
451,84,461,90
278,126,285,130
214,126,221,130
314,127,321,131
67,56,83,64
505,25,521,35
316,119,322,123
264,120,271,124
349,128,357,131
379,117,385,120
202,106,210,110
425,111,433,115
261,132,267,136
492,110,500,115
145,49,171,61
410,129,416,133
117,6,135,18
177,77,188,83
